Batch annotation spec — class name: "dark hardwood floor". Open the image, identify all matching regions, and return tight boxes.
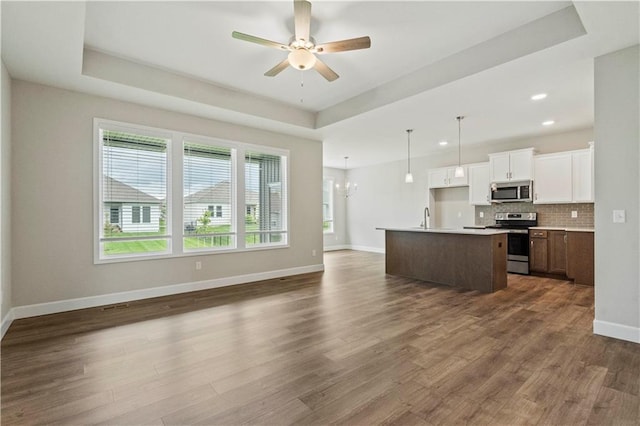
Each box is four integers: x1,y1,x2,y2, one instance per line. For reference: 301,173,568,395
2,250,638,425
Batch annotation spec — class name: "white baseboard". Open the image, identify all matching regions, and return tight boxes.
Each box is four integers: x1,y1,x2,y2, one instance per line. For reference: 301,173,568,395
11,263,325,321
1,309,14,339
348,245,385,254
593,319,640,344
323,245,350,252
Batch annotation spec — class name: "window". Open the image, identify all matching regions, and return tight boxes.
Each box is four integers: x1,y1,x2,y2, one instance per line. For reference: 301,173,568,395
95,119,289,262
323,178,334,233
109,206,120,225
245,150,288,247
183,142,234,251
132,206,141,224
142,206,151,223
98,125,170,259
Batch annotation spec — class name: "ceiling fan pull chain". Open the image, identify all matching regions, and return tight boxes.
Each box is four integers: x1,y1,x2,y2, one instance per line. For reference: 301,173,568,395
300,71,304,103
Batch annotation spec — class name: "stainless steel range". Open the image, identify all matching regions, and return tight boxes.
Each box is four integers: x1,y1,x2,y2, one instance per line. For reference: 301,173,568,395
486,212,538,274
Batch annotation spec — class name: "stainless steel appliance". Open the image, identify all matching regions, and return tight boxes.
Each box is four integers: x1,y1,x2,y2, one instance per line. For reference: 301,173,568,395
486,212,537,274
490,180,533,203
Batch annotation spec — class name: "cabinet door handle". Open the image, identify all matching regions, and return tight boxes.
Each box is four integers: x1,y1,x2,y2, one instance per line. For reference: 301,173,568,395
531,240,534,246
564,234,567,243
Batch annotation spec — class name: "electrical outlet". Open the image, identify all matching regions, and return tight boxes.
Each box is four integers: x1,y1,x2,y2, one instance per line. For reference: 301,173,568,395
479,212,484,218
571,211,578,218
457,211,462,218
195,261,202,270
312,249,317,257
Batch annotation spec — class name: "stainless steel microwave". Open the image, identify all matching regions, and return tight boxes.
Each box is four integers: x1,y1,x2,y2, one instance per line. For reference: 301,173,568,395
490,181,533,203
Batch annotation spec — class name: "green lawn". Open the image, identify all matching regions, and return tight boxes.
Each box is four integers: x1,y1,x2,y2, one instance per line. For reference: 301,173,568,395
103,223,283,255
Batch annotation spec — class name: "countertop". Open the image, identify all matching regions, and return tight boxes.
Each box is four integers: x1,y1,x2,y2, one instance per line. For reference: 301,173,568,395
529,226,594,232
376,227,509,236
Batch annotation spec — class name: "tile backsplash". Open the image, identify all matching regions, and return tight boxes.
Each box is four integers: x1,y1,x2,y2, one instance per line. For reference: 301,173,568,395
475,203,594,228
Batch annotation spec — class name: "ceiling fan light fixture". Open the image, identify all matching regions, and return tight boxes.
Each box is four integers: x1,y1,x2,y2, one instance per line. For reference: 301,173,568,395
288,48,316,70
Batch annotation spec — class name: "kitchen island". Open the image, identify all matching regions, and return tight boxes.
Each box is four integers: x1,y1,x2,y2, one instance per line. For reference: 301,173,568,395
378,227,508,293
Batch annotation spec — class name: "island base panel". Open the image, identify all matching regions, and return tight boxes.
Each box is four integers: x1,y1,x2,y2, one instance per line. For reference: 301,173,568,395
385,231,507,293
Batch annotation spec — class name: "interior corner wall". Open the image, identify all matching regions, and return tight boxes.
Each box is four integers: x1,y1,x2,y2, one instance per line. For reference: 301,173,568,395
593,44,640,343
322,167,348,250
1,61,12,329
11,80,323,309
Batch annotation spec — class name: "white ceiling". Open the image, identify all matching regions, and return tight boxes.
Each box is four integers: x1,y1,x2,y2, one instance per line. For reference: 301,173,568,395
2,1,639,169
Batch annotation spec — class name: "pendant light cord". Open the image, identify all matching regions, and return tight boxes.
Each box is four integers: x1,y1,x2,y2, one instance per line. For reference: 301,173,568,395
457,116,464,166
406,129,413,173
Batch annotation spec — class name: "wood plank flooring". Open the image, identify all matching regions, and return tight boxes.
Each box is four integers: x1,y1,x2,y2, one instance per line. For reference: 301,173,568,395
2,250,638,425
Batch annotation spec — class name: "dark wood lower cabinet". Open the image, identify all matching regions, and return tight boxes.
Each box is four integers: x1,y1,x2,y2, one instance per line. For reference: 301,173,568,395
529,230,548,273
530,229,593,285
548,231,567,274
567,231,594,286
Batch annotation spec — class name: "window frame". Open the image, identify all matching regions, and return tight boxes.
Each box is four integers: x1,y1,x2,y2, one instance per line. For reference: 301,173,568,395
94,119,173,263
94,118,290,264
182,135,237,254
243,148,289,249
323,177,335,234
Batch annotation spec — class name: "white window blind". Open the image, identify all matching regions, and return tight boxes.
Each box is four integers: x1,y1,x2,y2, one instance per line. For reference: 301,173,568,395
245,150,287,247
183,142,234,251
100,129,169,258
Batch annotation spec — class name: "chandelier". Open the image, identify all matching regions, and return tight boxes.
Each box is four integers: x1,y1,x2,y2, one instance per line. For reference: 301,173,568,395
335,156,357,198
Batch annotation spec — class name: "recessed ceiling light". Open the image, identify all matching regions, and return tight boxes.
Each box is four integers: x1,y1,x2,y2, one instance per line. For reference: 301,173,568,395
439,140,448,146
542,120,555,126
531,93,547,101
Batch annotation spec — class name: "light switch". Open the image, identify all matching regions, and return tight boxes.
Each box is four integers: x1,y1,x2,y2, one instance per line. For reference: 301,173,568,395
571,211,578,218
613,210,626,223
479,212,484,218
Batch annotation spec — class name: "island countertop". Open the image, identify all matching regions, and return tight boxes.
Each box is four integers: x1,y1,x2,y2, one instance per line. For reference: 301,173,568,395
376,227,509,236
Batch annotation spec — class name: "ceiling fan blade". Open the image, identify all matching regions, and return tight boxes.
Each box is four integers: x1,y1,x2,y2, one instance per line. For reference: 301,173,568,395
316,36,371,53
232,31,289,50
264,58,290,77
314,57,339,82
294,0,312,41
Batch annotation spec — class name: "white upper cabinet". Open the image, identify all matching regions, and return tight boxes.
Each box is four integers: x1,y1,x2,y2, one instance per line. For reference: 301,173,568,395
572,147,594,202
532,147,594,204
428,166,468,189
533,153,572,204
468,163,490,205
489,148,534,183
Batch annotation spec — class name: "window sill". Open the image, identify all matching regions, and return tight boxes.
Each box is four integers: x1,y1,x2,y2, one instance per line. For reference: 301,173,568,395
95,243,290,265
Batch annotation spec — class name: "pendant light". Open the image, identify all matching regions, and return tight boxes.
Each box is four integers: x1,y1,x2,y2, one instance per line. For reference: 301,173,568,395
454,116,465,178
335,156,357,198
405,129,414,183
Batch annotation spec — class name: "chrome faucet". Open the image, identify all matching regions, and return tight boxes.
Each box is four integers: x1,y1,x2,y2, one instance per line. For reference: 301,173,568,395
423,206,430,229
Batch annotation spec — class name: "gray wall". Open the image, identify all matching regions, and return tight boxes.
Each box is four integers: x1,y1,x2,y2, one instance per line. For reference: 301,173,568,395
346,127,594,251
594,44,640,340
1,61,11,323
11,80,323,307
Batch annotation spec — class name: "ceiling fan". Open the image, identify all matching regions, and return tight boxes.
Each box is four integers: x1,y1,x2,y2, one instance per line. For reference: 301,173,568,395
232,0,371,82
